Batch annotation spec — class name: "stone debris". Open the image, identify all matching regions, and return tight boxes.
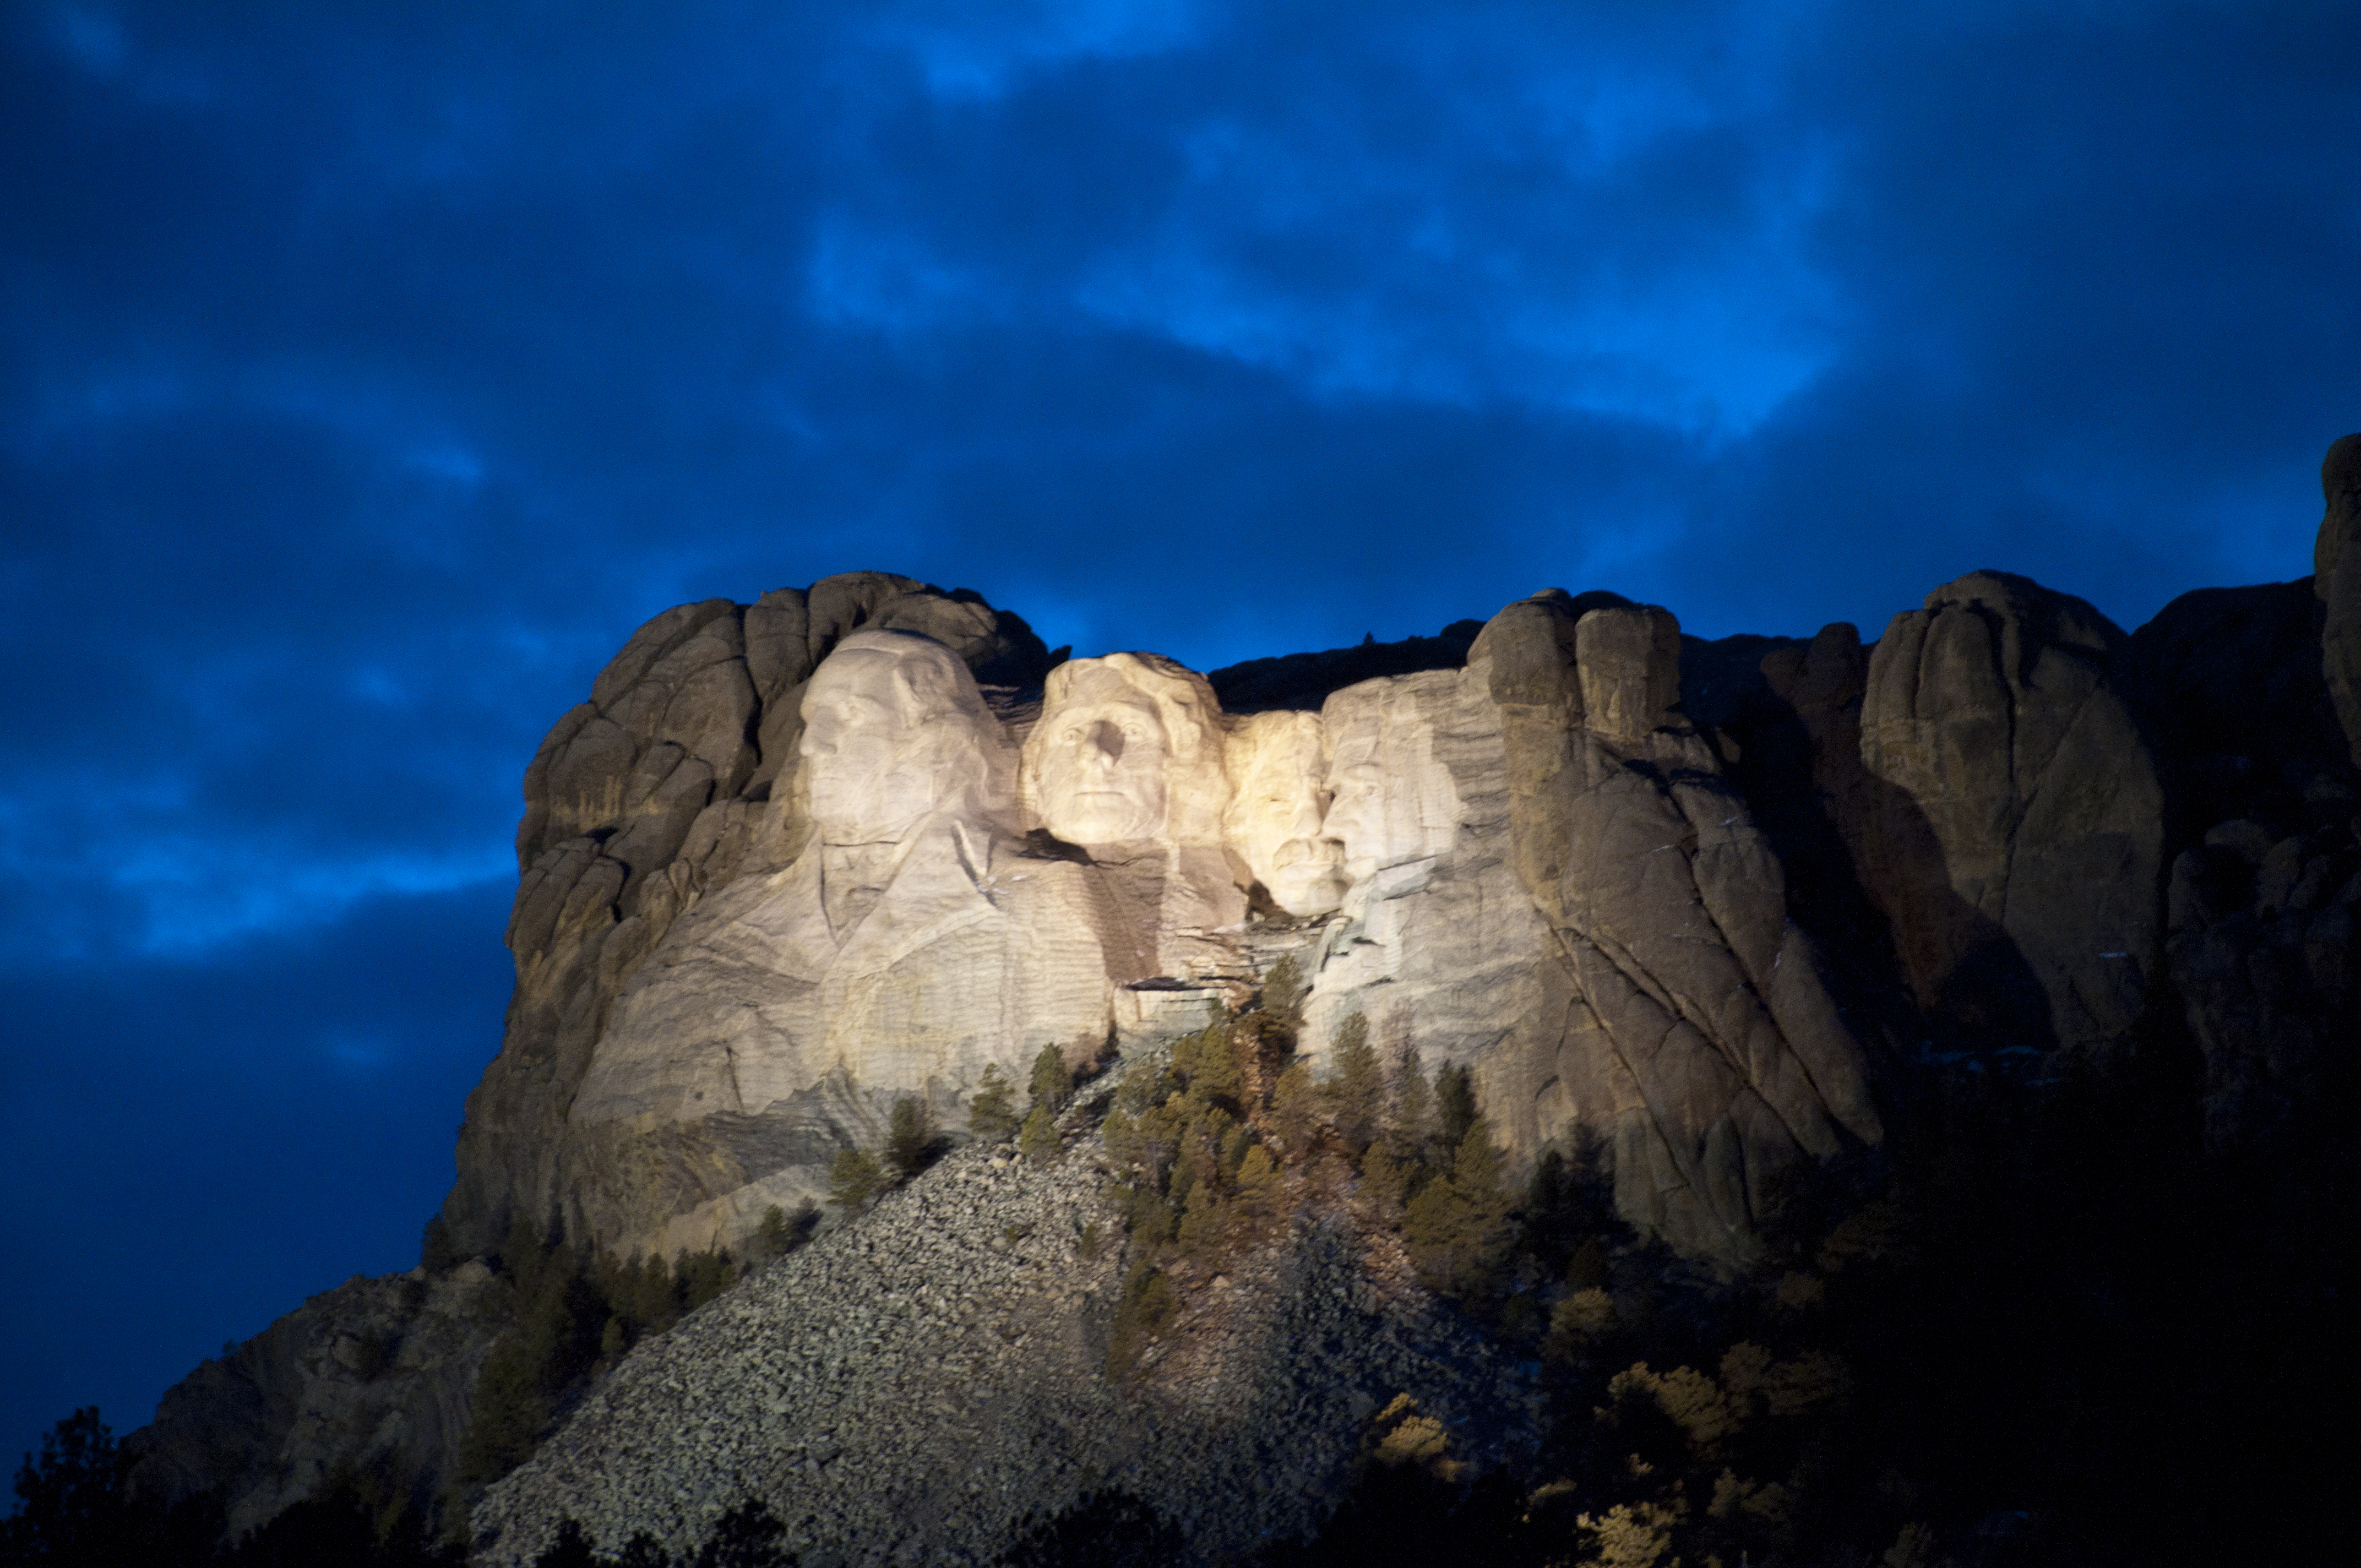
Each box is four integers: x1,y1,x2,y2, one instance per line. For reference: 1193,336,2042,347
471,1117,1532,1567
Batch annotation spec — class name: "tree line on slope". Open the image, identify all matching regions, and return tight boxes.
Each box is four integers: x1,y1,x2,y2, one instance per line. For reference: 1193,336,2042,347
1226,984,2353,1566
0,1407,456,1568
1087,966,1530,1378
928,954,2352,1567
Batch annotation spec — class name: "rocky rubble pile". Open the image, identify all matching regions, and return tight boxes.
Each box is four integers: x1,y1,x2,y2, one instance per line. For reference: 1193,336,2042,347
470,1087,1532,1566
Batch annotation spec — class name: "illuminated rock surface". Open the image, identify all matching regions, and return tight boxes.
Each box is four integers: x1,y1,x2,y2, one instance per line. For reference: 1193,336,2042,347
458,579,1896,1267
128,438,2361,1549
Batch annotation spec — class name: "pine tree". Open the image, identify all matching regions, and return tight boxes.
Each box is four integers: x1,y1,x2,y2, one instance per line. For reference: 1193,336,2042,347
749,1199,817,1264
1020,1103,1062,1166
1388,1043,1437,1172
1029,1043,1073,1115
613,1531,676,1567
1261,954,1308,1021
630,1251,677,1330
753,1204,788,1262
677,1247,735,1311
1177,1022,1241,1109
459,1336,550,1484
1218,1119,1253,1182
1358,1145,1411,1211
1269,1060,1321,1158
1102,1106,1142,1172
753,1204,786,1261
692,1497,791,1566
1574,1500,1682,1568
1175,1178,1226,1255
1401,1115,1514,1301
969,1061,1020,1142
1,1407,134,1565
1230,1008,1291,1110
828,1146,885,1212
1233,1142,1285,1221
1435,1061,1478,1151
1324,1012,1385,1157
885,1093,935,1182
534,1517,601,1568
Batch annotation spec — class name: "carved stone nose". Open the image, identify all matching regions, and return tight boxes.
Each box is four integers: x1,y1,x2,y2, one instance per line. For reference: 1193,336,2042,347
1085,720,1125,764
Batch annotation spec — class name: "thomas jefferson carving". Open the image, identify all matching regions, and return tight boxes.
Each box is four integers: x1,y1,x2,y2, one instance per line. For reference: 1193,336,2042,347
1024,653,1247,977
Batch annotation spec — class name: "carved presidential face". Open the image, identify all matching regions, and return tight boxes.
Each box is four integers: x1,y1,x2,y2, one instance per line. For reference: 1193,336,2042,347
1036,678,1169,843
1319,683,1459,884
1320,712,1388,881
1026,652,1232,851
799,630,1008,845
1225,711,1346,915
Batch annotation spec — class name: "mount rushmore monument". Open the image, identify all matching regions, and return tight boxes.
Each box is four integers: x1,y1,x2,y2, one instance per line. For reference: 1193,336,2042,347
449,531,2231,1273
108,438,2361,1565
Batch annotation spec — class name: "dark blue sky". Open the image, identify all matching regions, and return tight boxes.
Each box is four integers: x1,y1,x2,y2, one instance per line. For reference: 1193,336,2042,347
3,0,2355,1476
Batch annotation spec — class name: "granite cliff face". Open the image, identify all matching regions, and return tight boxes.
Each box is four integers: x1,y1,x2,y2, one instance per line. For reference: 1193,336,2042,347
2315,433,2361,769
449,576,1057,1261
2136,561,2361,1152
1857,571,2166,1056
442,451,2360,1269
1462,594,1881,1259
133,1264,512,1539
448,575,1898,1271
129,440,2361,1550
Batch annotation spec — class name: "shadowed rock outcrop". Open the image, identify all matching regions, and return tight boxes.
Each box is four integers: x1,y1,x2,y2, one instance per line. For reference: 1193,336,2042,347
1468,592,1882,1259
2136,578,2349,837
1858,571,2164,1056
2315,433,2361,768
2164,816,2359,1149
2138,446,2361,1151
130,1264,509,1539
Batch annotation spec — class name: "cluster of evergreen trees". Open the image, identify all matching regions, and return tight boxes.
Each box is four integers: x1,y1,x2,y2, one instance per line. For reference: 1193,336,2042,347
524,1500,793,1566
0,1407,463,1567
1236,1036,2352,1566
1091,956,1548,1378
828,1045,1083,1219
824,1091,945,1213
